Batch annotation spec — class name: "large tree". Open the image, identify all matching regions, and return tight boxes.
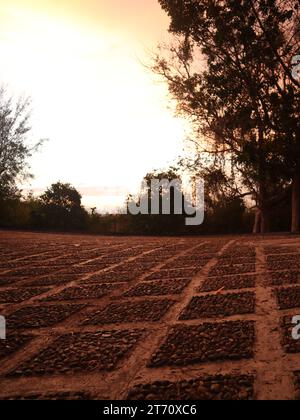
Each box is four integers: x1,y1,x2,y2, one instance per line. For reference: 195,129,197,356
38,182,88,230
0,87,41,200
154,0,300,233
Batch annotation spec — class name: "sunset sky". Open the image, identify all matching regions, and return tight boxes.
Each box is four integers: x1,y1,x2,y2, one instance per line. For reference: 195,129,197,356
0,0,187,211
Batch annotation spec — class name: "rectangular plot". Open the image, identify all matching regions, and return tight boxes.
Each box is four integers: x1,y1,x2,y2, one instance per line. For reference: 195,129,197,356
127,374,255,400
265,246,297,255
149,321,255,367
41,283,120,302
86,271,139,283
146,268,196,281
8,304,85,329
118,261,156,271
268,261,300,271
219,256,256,264
209,264,255,277
0,333,34,360
276,287,300,310
200,274,256,292
179,292,255,320
222,249,256,259
267,254,300,263
214,258,256,268
0,277,26,287
270,271,300,286
60,265,107,275
0,287,49,303
8,266,62,277
24,274,79,287
8,330,144,376
82,299,174,325
124,279,191,297
160,260,205,270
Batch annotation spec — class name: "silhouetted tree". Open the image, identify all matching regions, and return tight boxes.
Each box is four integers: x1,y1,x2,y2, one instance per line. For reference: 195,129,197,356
154,0,300,233
37,182,88,230
0,87,42,200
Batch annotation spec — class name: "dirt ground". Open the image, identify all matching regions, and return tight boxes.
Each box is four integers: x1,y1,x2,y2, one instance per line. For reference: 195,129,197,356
0,230,300,400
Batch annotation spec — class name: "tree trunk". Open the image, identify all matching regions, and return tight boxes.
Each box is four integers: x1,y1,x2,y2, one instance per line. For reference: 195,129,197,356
260,208,270,234
291,171,300,233
253,209,261,234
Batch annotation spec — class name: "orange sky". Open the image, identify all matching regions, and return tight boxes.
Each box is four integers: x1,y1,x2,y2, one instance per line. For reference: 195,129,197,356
0,1,187,212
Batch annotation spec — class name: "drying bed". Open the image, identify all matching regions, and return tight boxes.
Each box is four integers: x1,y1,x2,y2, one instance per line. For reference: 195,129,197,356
179,292,255,320
267,261,300,271
270,271,300,286
127,375,255,400
24,274,80,287
123,279,191,297
266,254,300,263
85,271,140,283
264,246,298,255
145,269,197,281
209,264,256,277
7,304,85,329
275,287,300,310
0,333,34,360
8,330,145,376
0,287,49,304
200,274,256,292
149,321,255,367
41,283,120,302
82,300,174,325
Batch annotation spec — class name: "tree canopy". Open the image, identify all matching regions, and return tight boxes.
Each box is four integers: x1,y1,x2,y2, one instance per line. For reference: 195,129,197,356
153,0,300,233
0,87,41,200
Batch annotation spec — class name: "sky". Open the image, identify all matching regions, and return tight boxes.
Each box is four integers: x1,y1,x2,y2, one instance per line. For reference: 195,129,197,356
0,0,188,212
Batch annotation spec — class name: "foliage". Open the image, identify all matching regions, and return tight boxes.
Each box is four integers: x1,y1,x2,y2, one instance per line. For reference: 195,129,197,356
0,87,42,200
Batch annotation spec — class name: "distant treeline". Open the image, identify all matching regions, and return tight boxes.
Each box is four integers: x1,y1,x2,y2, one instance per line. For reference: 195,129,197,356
0,180,291,235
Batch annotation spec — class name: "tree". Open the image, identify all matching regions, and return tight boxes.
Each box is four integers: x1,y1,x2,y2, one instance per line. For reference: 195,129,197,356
0,87,41,200
126,169,187,234
154,0,300,233
38,182,87,230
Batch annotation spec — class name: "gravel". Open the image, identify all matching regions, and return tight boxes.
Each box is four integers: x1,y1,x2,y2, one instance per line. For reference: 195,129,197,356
41,283,119,302
200,274,256,292
265,246,298,255
267,254,300,263
124,279,191,297
85,271,140,283
127,375,255,400
276,286,300,310
270,271,300,286
146,269,196,281
8,304,85,329
179,292,255,320
267,261,300,271
24,274,79,287
8,329,144,376
0,287,49,303
82,299,174,325
209,264,256,277
0,333,34,360
149,321,255,367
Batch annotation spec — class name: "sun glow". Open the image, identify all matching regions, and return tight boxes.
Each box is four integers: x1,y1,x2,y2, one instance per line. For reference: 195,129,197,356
0,1,187,211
